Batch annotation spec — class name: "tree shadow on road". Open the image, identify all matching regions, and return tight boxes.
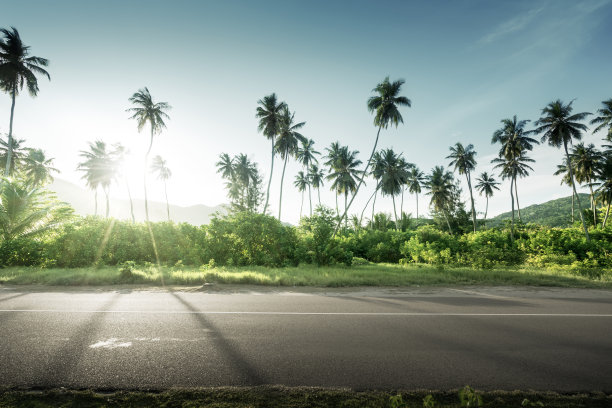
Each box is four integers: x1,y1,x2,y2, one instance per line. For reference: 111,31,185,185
169,291,266,385
0,292,30,303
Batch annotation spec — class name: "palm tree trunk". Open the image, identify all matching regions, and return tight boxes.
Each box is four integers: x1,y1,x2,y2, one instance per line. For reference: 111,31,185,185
4,86,16,176
334,125,383,236
144,127,154,222
466,173,476,232
263,137,275,215
444,209,452,233
308,184,312,217
515,179,521,222
589,183,596,227
371,187,379,229
415,193,419,219
104,186,110,218
299,190,304,219
335,192,339,218
392,195,399,231
564,144,590,241
164,181,170,221
94,188,98,216
126,178,135,223
484,195,489,228
510,177,515,243
317,188,321,207
344,191,348,229
400,186,405,218
278,153,288,220
603,202,610,228
571,191,575,224
360,185,378,227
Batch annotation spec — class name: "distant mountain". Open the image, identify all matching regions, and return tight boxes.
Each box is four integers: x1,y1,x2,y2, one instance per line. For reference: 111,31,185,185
489,194,591,227
48,179,226,225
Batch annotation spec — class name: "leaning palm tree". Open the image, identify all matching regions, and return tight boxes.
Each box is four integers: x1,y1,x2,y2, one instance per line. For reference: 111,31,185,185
126,87,170,222
554,157,576,224
379,148,409,230
360,150,385,227
308,164,325,207
0,27,50,176
425,166,455,232
22,148,58,187
491,115,539,222
474,172,500,228
446,142,477,232
326,146,362,229
256,93,286,215
590,98,612,141
571,143,603,226
407,166,425,219
296,139,319,216
335,77,411,234
275,107,306,221
151,155,172,221
533,100,591,240
294,171,308,219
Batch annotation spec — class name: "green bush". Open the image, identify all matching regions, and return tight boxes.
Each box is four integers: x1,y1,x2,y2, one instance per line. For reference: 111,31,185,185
0,238,47,266
298,207,353,266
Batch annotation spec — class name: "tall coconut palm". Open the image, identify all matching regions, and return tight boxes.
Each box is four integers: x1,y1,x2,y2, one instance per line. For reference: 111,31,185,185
0,136,27,175
256,93,286,215
275,107,306,221
474,172,499,228
77,140,116,218
425,166,455,232
590,98,612,141
446,142,477,232
360,151,384,227
407,166,425,219
491,115,539,222
112,143,135,223
326,146,362,229
308,164,325,207
534,100,591,240
594,154,612,227
22,148,58,187
126,87,170,222
296,139,319,216
571,143,603,226
294,171,308,219
151,155,172,221
324,141,343,217
379,148,409,230
335,77,411,234
398,158,414,218
553,157,575,224
0,27,50,176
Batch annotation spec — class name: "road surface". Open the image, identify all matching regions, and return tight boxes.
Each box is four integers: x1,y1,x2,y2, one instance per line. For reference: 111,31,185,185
0,285,611,391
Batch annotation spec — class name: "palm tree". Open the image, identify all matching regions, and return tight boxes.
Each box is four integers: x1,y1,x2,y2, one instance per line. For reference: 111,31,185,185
324,141,343,217
407,166,425,219
216,153,262,213
590,98,612,141
326,146,362,229
0,136,27,175
474,172,500,227
296,139,320,216
294,171,308,219
446,142,477,232
0,27,50,176
425,166,455,232
360,151,384,227
308,164,325,207
151,155,172,221
126,87,170,222
533,100,591,240
571,143,603,226
22,148,58,187
379,148,409,230
335,77,411,234
275,107,306,221
398,158,414,218
77,140,116,218
491,115,539,222
553,157,576,224
256,93,286,215
112,143,135,223
594,154,612,227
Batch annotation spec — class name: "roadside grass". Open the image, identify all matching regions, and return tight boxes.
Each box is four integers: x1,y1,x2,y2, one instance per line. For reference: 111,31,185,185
0,262,610,288
0,388,610,407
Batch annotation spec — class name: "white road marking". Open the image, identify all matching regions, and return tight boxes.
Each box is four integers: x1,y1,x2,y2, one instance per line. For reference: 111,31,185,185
448,288,514,299
0,309,611,317
89,338,132,349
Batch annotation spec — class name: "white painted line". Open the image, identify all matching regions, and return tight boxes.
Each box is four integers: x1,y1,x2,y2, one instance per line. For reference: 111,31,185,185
0,309,611,317
449,288,514,299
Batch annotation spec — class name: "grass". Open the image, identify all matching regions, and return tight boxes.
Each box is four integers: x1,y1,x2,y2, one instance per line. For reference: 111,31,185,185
0,262,610,288
0,387,610,407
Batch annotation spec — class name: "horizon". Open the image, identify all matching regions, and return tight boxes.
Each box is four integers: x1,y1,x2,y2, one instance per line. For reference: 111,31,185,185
2,0,611,224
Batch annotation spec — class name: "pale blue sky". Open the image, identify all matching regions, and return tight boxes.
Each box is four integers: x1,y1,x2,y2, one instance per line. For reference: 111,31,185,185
2,0,611,223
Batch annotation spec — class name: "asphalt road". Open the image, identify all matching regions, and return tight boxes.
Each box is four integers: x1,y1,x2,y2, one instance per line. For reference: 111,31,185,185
0,285,611,391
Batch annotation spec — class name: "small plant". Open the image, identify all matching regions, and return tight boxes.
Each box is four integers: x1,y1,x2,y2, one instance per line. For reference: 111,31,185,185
119,261,136,282
423,394,437,408
459,386,482,407
389,393,407,408
522,398,545,407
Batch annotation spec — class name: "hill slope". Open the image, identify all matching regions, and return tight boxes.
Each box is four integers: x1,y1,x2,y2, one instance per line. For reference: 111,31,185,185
490,194,592,227
48,179,226,225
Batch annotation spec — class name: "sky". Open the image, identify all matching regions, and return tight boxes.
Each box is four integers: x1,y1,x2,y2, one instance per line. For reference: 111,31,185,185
1,0,611,225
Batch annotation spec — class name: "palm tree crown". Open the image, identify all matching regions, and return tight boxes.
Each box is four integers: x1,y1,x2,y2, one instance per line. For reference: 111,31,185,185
367,77,412,129
590,98,612,140
126,87,171,153
23,148,58,187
